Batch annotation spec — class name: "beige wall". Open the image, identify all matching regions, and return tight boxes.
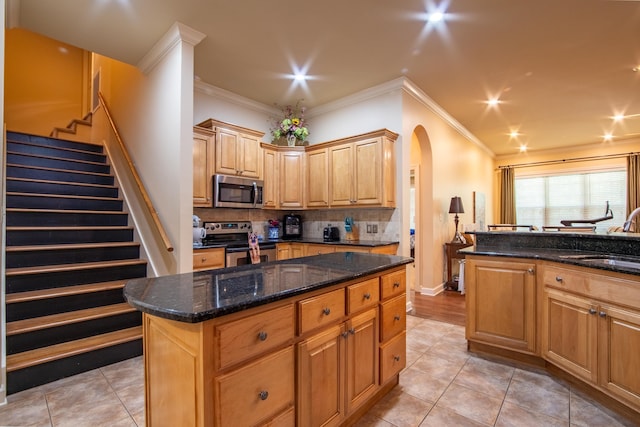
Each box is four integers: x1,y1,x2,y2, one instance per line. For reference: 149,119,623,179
4,28,86,136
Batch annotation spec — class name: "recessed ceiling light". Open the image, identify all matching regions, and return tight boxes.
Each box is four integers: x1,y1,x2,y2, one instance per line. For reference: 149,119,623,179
519,144,527,153
294,73,306,82
633,66,639,72
613,113,625,122
428,12,444,23
509,130,520,138
486,98,500,107
603,133,614,141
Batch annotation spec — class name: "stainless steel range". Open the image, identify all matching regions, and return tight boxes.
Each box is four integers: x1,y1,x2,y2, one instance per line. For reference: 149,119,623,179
202,221,277,267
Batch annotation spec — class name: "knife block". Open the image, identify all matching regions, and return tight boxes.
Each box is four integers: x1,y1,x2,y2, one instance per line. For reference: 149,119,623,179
345,226,359,241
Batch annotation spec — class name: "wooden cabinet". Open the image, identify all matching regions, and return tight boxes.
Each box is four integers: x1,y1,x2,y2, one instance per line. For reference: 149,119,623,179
263,146,279,208
192,247,225,271
465,256,537,355
378,269,406,385
306,147,329,208
279,150,305,209
304,243,336,257
276,243,291,260
541,263,640,409
192,126,215,207
328,132,396,208
444,241,473,290
197,118,263,179
279,243,398,260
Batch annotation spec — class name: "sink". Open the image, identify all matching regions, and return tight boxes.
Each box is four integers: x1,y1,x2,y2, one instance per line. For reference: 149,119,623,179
558,254,640,270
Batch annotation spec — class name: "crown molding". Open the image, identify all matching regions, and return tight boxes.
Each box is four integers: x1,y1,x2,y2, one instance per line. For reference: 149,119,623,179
194,80,279,116
137,22,206,74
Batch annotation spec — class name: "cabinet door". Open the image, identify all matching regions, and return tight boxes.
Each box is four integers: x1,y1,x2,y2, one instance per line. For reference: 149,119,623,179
279,151,305,208
290,243,304,259
238,133,261,178
276,243,291,260
345,308,379,414
263,148,279,208
353,138,382,205
466,258,537,354
542,288,598,384
297,324,345,427
329,144,353,206
215,128,240,175
305,244,336,257
192,248,225,271
598,303,640,407
193,129,214,207
306,148,329,207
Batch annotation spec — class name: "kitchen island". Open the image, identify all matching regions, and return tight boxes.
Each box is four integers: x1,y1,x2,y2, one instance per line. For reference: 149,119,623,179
124,252,412,426
463,231,640,420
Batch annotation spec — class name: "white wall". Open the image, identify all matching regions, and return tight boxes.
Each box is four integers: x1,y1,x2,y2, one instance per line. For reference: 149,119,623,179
1,0,7,406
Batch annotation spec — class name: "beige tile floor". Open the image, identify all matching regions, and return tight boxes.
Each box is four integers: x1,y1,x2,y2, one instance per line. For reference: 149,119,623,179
0,315,636,426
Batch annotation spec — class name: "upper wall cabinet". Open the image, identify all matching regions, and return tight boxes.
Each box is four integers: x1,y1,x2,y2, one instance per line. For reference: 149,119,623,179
198,119,264,179
193,126,215,207
306,146,329,208
261,144,305,210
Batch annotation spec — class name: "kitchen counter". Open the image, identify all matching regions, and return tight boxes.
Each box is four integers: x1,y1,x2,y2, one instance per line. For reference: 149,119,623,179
193,237,399,250
462,230,640,276
124,252,412,323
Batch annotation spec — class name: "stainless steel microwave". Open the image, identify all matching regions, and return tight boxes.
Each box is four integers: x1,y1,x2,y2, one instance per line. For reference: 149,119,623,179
213,174,263,208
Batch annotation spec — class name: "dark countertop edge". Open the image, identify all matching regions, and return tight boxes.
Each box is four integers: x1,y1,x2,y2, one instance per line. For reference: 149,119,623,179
461,247,640,277
194,239,399,250
125,256,413,323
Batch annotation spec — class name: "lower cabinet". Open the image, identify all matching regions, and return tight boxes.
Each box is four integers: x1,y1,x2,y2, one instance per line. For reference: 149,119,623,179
193,247,225,271
465,256,537,354
276,242,398,260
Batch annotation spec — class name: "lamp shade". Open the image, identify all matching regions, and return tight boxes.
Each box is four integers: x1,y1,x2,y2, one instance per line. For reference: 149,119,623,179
448,197,464,214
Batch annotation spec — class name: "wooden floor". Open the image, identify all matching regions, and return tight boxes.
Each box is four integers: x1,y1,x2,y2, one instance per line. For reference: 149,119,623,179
411,290,466,327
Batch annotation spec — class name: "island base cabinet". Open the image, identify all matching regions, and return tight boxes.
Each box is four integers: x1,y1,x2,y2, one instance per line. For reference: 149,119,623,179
598,304,640,409
215,346,295,427
380,331,406,384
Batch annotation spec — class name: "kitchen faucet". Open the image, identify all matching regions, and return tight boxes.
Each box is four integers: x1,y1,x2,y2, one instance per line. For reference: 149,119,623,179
622,207,640,232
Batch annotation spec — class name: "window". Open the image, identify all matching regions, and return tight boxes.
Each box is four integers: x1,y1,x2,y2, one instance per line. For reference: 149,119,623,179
515,170,626,231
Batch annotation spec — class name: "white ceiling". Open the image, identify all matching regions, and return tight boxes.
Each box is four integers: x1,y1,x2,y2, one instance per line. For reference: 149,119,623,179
9,0,640,155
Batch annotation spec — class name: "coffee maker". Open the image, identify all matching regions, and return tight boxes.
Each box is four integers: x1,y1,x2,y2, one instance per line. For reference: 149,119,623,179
282,214,302,239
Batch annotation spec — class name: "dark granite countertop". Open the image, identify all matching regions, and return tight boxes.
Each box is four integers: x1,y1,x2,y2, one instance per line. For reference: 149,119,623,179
461,231,640,277
124,252,413,323
194,238,398,250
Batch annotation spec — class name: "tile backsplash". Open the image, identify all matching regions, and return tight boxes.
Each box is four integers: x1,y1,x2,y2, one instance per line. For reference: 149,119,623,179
193,208,400,242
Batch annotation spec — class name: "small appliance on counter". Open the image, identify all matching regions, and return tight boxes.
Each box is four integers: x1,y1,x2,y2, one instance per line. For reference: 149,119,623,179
193,215,206,247
282,214,303,239
323,225,340,242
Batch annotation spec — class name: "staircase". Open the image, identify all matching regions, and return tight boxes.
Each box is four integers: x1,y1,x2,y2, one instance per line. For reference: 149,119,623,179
4,131,147,395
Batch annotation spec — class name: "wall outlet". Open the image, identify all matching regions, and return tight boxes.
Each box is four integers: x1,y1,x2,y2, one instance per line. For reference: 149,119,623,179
366,224,372,233
372,224,378,233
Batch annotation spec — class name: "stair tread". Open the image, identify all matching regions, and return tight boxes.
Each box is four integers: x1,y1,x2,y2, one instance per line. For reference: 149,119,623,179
7,207,126,215
7,150,107,167
7,225,133,231
6,258,147,276
7,303,136,336
7,163,112,178
6,241,140,252
7,176,117,190
7,134,101,150
6,326,142,372
7,191,122,202
6,280,128,304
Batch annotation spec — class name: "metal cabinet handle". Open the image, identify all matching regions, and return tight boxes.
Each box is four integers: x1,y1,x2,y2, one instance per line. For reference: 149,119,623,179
322,307,331,315
555,276,563,282
363,293,371,300
599,311,607,318
259,390,269,401
341,331,349,338
201,258,206,262
589,308,597,315
394,314,401,321
527,268,535,274
393,355,401,362
258,331,268,341
393,282,400,288
349,328,355,335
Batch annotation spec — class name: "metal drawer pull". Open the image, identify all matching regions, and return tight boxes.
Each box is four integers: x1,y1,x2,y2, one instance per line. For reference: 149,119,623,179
599,311,607,318
349,328,355,335
363,293,371,300
258,331,268,341
322,307,331,315
555,276,563,282
393,355,401,362
589,308,597,315
259,390,269,401
201,258,206,262
394,314,401,321
527,268,535,274
393,282,400,288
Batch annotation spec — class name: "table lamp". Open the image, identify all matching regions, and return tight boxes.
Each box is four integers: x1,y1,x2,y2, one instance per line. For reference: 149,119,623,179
448,196,465,243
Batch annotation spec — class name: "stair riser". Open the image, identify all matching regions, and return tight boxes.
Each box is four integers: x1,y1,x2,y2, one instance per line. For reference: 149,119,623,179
6,211,128,227
7,165,114,186
7,264,147,293
7,194,123,211
7,228,134,246
7,153,111,175
7,311,142,354
6,289,128,322
7,132,104,154
7,142,107,164
7,179,119,198
7,245,141,268
7,340,142,395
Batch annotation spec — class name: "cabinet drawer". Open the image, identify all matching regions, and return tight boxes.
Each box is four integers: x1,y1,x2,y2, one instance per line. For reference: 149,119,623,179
215,304,295,370
215,346,294,427
542,265,588,293
380,269,406,300
380,293,406,342
304,243,336,256
193,248,225,270
298,288,345,335
263,406,295,427
347,278,380,314
380,331,406,384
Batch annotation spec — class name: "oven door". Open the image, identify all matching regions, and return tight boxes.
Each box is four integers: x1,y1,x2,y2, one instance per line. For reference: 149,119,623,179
213,174,263,208
226,246,277,267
